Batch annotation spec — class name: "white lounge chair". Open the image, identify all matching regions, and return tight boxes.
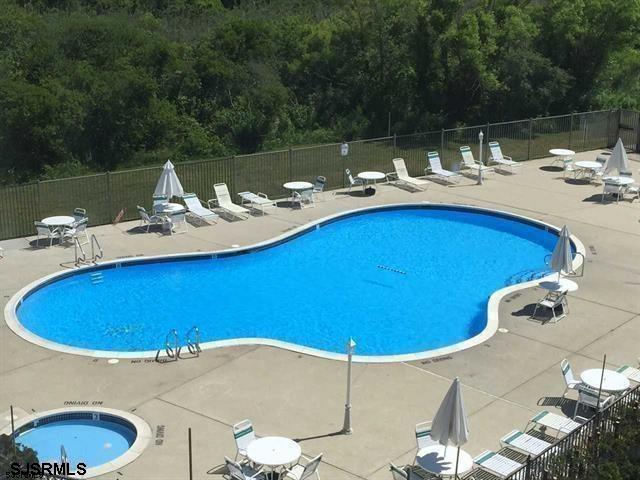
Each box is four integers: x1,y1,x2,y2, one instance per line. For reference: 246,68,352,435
474,451,523,478
488,142,522,173
387,158,429,191
500,430,552,457
345,169,364,193
232,419,255,462
224,457,265,480
616,365,640,383
282,453,322,480
137,206,170,233
210,183,250,220
34,221,58,247
459,146,494,177
182,193,219,224
238,191,277,214
560,359,581,398
527,410,582,439
425,152,460,184
293,189,315,209
530,290,568,323
573,385,614,419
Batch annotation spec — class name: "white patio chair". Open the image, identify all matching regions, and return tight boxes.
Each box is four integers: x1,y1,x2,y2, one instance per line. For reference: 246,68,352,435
425,151,460,184
413,421,438,466
209,183,250,220
562,158,579,179
137,206,170,233
389,463,410,480
72,207,87,222
282,453,322,480
232,419,256,462
459,146,494,177
616,365,640,383
474,451,523,478
34,221,58,247
488,141,522,173
292,189,315,208
620,172,640,201
560,359,581,398
386,158,429,191
152,194,169,213
345,169,364,193
313,176,327,200
168,211,188,234
63,217,89,246
224,457,265,480
573,385,614,419
182,193,218,224
530,290,568,323
238,191,277,214
500,430,552,457
601,181,623,203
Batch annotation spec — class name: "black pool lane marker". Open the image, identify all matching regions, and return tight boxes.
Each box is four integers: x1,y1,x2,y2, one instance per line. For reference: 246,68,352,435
377,265,407,275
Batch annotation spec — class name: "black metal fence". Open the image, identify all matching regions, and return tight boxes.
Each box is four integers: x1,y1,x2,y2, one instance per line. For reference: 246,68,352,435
503,383,640,480
0,108,634,241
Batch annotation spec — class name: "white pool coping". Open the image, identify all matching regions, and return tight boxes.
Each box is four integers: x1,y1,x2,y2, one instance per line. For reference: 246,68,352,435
0,406,152,479
4,202,585,363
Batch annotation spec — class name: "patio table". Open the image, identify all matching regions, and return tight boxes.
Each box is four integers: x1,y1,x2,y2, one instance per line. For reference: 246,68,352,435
416,444,473,477
154,202,185,214
246,436,301,477
574,161,603,181
357,171,386,194
41,216,76,243
602,176,634,186
283,181,313,206
581,368,629,393
538,278,578,293
549,149,575,167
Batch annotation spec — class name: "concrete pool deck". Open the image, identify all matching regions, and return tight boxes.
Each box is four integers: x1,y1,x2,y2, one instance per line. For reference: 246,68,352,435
1,150,639,479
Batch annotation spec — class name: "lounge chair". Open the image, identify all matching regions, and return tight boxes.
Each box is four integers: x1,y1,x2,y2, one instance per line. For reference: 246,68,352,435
527,410,582,439
488,142,522,173
425,152,460,184
182,193,219,224
530,290,568,323
232,419,255,462
500,430,552,457
238,191,277,214
459,146,494,177
137,206,170,233
345,169,364,193
616,365,640,383
389,464,413,480
210,183,250,220
293,189,315,209
474,451,523,478
560,359,581,398
282,453,322,480
387,158,429,191
34,221,58,247
573,385,614,419
224,457,265,480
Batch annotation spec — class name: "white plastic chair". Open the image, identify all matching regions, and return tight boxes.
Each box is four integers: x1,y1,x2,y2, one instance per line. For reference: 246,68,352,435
530,290,568,323
345,169,364,193
560,359,581,398
63,217,89,245
282,453,322,480
152,194,169,213
232,419,255,462
602,181,623,203
224,457,265,480
293,189,315,209
573,385,614,419
137,206,170,233
168,211,188,234
313,176,327,200
425,151,460,183
413,421,438,466
73,207,87,222
34,221,58,247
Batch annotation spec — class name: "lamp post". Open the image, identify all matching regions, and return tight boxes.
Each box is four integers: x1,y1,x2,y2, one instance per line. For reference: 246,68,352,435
342,338,356,434
477,130,484,185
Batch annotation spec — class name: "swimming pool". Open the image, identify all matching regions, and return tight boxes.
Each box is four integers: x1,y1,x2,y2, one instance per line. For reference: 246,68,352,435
2,408,152,478
7,204,581,361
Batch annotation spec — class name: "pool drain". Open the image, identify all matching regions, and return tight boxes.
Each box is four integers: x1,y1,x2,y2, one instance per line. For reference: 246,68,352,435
377,265,407,275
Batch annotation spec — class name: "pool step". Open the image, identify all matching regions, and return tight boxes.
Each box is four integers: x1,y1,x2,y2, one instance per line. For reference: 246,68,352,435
89,272,104,285
506,269,551,286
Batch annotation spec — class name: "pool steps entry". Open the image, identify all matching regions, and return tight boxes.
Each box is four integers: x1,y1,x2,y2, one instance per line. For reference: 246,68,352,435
155,326,201,363
75,234,103,267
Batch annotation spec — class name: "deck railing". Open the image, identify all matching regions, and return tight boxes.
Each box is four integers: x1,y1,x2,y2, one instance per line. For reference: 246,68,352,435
0,108,637,241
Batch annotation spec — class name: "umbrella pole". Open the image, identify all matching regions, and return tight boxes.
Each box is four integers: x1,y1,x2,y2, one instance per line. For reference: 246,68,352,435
454,445,461,480
596,354,607,406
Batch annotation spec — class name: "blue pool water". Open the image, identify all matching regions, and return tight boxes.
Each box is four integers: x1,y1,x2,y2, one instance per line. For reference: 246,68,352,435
15,419,135,468
17,207,558,356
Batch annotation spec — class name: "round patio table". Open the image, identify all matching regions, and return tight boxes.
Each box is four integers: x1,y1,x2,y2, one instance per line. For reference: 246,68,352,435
357,171,386,194
154,202,184,213
538,278,579,293
549,149,575,166
416,444,473,477
247,436,301,476
602,176,634,186
581,369,629,393
41,216,75,229
283,181,313,191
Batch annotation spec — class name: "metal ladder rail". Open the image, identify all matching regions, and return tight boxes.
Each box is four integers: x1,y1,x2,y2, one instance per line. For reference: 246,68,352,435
90,234,103,262
155,329,180,362
544,253,585,277
185,326,202,357
74,237,88,266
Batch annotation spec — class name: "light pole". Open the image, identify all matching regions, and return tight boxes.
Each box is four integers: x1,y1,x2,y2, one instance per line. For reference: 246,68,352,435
477,130,484,185
342,338,356,434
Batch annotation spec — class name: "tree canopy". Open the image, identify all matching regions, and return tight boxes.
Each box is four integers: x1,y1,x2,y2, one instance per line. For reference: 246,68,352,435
0,0,638,183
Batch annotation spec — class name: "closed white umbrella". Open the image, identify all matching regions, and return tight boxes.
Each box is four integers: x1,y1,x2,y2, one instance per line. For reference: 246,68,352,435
154,160,184,199
550,225,573,280
431,377,469,477
604,138,630,176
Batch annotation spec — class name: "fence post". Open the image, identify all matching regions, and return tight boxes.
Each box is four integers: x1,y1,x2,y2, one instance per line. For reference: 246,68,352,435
635,111,640,153
527,118,533,160
568,113,573,150
616,108,622,143
288,147,293,182
440,129,444,155
106,172,111,223
231,155,237,196
393,133,397,158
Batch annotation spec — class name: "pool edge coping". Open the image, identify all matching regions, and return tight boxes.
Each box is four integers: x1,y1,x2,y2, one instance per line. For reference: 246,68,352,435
0,406,153,479
4,201,586,363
